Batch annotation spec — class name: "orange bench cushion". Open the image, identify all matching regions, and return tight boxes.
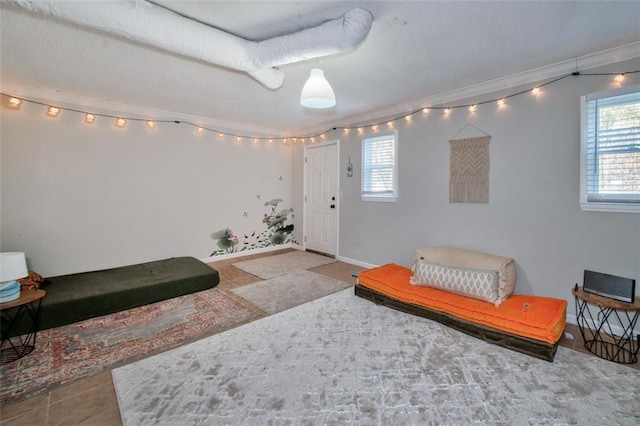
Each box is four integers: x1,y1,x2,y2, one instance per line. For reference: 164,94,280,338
358,264,567,344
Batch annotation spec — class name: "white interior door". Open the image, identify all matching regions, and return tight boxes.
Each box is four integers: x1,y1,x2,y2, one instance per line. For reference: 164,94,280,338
304,143,338,256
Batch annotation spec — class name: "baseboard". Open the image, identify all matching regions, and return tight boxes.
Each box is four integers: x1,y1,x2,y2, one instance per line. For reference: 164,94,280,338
336,255,378,269
566,313,640,338
199,243,293,263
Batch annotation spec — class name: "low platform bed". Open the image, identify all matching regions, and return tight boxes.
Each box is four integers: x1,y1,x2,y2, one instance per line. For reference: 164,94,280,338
355,247,567,362
355,284,559,362
10,256,219,336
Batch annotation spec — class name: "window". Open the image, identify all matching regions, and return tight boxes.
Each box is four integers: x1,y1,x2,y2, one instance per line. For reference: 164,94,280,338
361,133,398,201
580,85,640,213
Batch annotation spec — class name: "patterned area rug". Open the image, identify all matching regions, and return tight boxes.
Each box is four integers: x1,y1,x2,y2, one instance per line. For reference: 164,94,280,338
232,250,335,279
114,289,639,425
0,288,262,406
231,270,351,314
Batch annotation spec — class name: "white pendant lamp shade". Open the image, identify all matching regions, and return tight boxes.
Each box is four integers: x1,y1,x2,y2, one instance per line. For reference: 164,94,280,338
300,68,336,108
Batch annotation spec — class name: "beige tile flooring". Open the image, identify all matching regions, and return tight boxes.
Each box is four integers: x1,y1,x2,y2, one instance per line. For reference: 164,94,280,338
1,249,637,425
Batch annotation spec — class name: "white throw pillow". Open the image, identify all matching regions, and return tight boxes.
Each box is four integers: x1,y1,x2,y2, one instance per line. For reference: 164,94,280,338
410,259,500,304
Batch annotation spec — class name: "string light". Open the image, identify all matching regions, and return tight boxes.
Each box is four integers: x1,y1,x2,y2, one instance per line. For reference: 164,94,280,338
8,97,21,109
268,139,273,144
2,69,637,144
46,106,60,117
252,138,258,144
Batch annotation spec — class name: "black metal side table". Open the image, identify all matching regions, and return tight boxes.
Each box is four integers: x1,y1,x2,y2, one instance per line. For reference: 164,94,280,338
573,286,640,364
0,289,46,364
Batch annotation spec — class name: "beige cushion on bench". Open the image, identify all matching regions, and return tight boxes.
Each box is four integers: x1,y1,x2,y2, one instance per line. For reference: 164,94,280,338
413,246,516,306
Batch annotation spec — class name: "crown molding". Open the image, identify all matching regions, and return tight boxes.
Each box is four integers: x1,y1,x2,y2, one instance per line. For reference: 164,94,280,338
296,41,640,135
3,42,639,138
0,83,281,137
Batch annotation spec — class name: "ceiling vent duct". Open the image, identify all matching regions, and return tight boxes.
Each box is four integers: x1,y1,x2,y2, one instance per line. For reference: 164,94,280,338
8,0,373,89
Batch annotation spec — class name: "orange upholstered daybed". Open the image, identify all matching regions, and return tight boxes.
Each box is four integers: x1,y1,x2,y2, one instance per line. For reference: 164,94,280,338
356,248,567,361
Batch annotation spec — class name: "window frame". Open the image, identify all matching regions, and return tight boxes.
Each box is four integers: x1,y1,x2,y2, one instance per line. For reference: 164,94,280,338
361,132,398,202
579,84,640,213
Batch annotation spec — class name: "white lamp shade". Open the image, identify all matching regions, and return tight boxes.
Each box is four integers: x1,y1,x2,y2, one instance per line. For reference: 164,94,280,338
300,68,336,109
0,252,28,282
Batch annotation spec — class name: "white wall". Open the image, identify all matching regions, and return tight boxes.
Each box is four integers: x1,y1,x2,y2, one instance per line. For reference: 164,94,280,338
1,102,292,276
293,58,640,315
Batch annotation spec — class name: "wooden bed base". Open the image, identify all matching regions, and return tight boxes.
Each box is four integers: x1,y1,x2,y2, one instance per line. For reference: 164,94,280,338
355,284,559,362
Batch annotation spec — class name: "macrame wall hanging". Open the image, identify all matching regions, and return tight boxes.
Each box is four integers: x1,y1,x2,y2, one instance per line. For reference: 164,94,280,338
449,124,491,204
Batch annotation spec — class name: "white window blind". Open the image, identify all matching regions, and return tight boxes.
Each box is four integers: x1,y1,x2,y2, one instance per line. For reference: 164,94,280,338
581,85,640,213
361,133,397,201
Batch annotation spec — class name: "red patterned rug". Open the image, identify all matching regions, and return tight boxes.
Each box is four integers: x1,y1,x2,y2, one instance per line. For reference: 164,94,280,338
0,288,263,406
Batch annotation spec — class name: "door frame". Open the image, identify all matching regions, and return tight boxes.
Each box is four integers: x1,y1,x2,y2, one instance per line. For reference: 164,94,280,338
303,140,340,257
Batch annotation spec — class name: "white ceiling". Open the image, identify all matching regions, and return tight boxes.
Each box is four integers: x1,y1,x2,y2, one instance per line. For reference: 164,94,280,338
1,1,639,137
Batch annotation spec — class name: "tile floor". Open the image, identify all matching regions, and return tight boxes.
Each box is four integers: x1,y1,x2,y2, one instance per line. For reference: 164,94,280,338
1,249,637,425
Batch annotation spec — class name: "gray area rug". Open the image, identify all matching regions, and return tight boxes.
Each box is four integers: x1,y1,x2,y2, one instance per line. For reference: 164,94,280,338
231,270,351,314
232,250,335,279
113,289,640,425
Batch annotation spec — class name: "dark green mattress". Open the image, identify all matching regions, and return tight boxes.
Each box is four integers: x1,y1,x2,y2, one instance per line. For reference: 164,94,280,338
4,257,219,337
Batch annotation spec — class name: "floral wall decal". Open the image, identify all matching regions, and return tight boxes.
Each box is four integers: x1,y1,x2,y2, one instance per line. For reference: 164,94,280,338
210,198,295,256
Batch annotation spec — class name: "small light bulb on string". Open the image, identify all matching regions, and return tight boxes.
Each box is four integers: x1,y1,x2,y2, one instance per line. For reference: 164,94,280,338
301,138,305,144
268,139,273,145
195,126,204,135
283,139,288,145
218,133,224,139
422,107,430,114
236,136,242,143
468,105,477,112
357,128,363,135
343,128,349,134
387,121,394,129
8,97,22,109
444,108,451,116
405,115,412,123
46,106,60,117
146,121,156,130
311,137,315,144
84,113,96,124
293,138,297,144
321,134,326,140
115,118,126,128
497,99,505,108
531,87,540,96
252,138,258,145
372,125,378,132
614,73,625,83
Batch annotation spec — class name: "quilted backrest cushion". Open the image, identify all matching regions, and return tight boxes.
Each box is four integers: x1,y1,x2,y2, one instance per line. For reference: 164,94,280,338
410,260,500,304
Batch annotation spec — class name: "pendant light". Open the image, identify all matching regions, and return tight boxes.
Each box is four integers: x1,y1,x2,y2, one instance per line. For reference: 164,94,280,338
300,68,336,109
